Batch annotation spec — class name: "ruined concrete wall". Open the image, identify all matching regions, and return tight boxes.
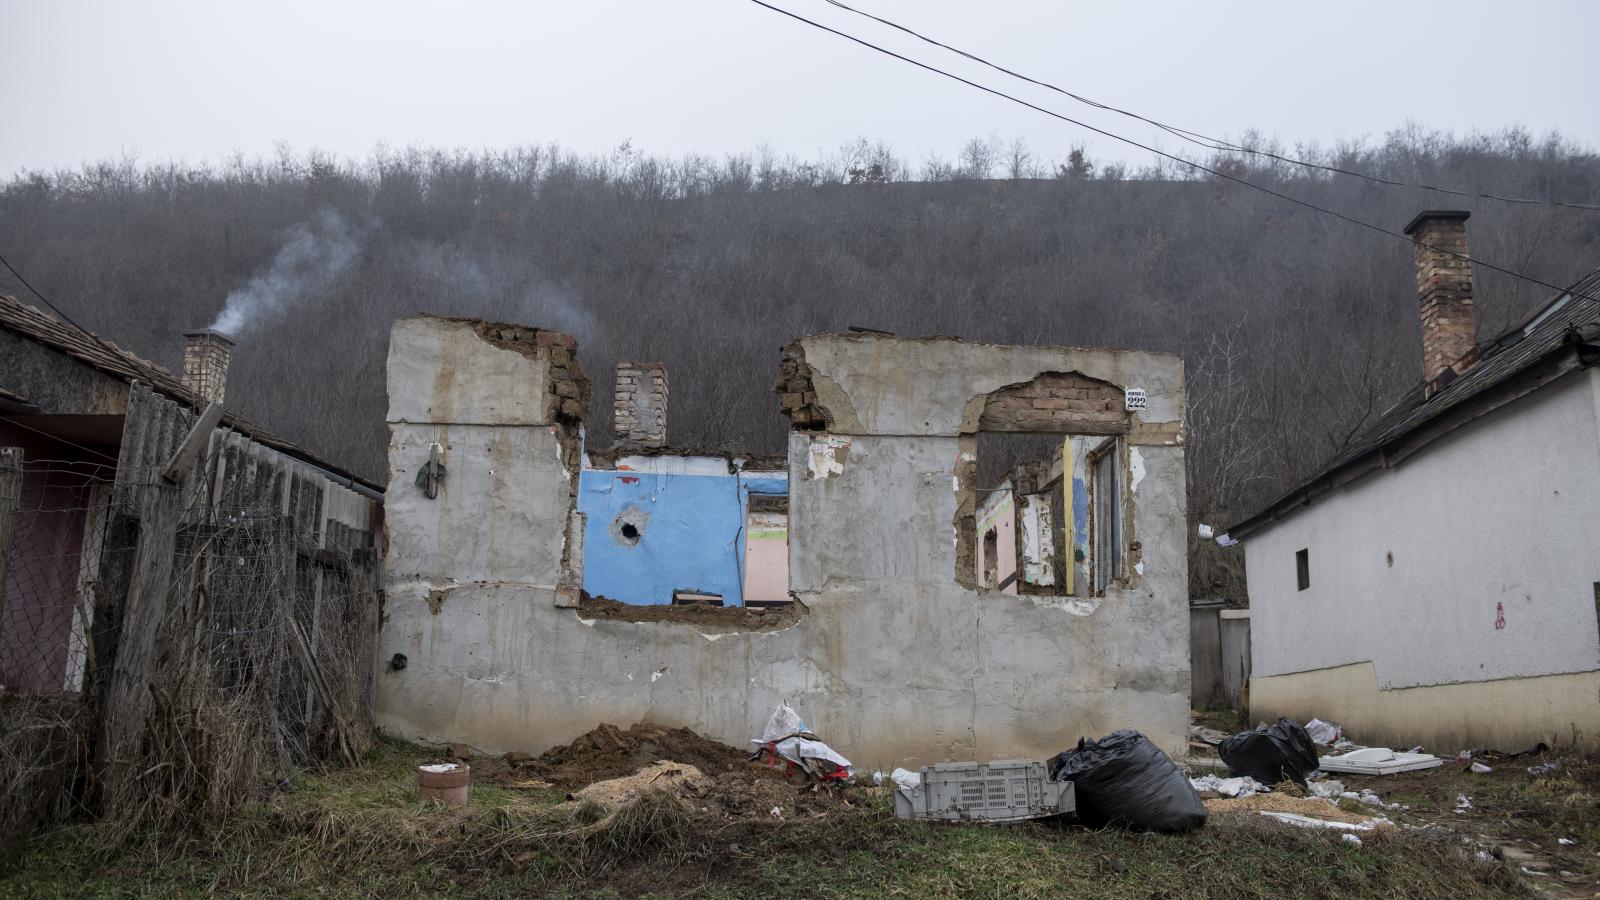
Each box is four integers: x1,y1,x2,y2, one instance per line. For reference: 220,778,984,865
378,321,1189,762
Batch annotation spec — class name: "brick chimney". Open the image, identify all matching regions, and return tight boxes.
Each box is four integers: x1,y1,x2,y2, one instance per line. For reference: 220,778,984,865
613,362,667,448
182,329,234,404
1404,210,1478,394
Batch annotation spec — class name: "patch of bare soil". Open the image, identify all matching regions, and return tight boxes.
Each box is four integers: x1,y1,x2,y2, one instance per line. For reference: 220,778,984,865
688,766,865,821
575,593,804,629
498,723,756,790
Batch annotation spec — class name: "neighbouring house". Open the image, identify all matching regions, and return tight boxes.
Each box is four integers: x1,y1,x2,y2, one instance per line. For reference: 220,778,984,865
378,314,1190,764
1224,211,1600,750
0,292,381,734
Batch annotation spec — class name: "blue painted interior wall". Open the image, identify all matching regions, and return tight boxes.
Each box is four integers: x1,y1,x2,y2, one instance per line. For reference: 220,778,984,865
578,469,788,605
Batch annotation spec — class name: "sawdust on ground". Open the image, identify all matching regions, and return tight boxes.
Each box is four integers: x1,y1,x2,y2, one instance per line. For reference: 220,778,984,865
1206,792,1380,825
572,761,710,810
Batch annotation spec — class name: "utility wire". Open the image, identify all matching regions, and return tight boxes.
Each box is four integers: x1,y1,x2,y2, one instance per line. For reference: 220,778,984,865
747,0,1600,306
822,0,1600,212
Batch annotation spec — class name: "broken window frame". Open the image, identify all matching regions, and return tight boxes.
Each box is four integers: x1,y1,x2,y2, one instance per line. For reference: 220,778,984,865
1088,436,1127,596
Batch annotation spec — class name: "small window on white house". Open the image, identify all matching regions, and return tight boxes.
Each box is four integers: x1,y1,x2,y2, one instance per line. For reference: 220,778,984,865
1296,548,1310,591
1089,437,1123,595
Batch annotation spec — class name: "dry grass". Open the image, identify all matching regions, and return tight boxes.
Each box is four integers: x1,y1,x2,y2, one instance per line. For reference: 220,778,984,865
0,736,1535,898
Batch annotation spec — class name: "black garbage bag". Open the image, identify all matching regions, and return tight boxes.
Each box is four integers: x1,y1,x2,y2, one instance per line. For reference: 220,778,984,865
1218,718,1319,787
1047,730,1207,833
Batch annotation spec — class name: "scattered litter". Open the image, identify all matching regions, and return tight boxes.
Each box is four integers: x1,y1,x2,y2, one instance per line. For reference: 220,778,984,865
873,768,921,791
1331,739,1358,751
1342,833,1363,845
1207,792,1378,825
1528,761,1562,776
751,703,854,781
571,761,709,810
1407,746,1424,754
1189,773,1266,798
1219,718,1318,787
1520,866,1545,877
896,759,1072,823
1319,746,1442,776
1455,794,1472,811
769,806,783,819
1475,850,1495,862
1050,730,1206,832
1304,718,1342,745
1258,811,1382,832
1559,837,1576,846
1308,779,1344,799
1189,724,1228,746
1470,761,1493,774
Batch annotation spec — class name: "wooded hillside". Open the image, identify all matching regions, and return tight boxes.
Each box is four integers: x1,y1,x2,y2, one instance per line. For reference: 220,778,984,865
4,130,1598,595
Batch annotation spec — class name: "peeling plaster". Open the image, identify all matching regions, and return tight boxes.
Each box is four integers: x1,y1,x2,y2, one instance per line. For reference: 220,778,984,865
1026,596,1103,616
1130,446,1146,493
805,435,852,479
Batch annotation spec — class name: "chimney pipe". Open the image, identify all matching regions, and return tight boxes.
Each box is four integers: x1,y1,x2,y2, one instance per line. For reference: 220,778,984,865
182,329,234,405
1404,210,1478,394
613,361,667,448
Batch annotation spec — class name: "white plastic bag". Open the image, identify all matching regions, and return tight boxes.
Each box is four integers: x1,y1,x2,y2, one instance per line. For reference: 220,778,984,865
760,702,809,743
1304,718,1342,745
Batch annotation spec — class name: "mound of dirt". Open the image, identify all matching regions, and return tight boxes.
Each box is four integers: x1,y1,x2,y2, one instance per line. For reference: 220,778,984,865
687,766,862,821
524,723,754,790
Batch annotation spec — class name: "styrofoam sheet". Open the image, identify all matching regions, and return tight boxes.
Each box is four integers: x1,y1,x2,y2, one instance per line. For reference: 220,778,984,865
1317,747,1442,775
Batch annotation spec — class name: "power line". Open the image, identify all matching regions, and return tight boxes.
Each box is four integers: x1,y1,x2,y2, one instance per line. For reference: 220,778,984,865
822,0,1600,212
747,0,1600,306
0,249,159,386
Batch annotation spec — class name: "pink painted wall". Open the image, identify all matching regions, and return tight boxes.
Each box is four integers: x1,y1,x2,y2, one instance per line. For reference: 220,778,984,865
0,422,107,694
975,490,1017,594
742,511,790,603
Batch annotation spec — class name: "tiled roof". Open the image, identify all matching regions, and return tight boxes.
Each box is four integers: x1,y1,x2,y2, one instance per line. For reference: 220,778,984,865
1227,267,1600,539
0,293,381,492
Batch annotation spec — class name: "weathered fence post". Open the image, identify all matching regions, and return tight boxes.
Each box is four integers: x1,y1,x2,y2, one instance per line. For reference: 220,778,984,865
0,447,22,624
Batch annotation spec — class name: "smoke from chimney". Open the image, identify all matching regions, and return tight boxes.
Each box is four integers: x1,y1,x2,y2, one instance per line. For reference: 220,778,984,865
210,208,359,335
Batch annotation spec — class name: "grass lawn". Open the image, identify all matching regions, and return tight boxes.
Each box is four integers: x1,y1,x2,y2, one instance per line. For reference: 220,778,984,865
0,736,1563,898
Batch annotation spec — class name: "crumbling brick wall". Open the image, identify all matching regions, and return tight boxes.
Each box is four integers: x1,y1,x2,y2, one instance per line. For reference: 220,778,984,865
775,343,825,429
978,372,1125,433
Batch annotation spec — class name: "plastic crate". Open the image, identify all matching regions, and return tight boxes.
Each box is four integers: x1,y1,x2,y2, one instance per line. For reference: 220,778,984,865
893,760,1073,823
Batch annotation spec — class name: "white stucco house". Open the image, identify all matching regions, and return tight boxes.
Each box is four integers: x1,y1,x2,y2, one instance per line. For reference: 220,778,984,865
1224,210,1600,751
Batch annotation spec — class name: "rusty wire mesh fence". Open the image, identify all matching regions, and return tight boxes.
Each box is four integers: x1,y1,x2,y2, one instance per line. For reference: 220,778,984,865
0,440,379,848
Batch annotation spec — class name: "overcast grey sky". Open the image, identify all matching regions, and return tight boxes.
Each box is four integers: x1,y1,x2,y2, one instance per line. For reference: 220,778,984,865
3,0,1597,177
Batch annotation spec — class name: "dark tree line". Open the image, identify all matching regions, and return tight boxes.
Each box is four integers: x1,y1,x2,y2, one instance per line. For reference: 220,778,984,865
3,129,1598,597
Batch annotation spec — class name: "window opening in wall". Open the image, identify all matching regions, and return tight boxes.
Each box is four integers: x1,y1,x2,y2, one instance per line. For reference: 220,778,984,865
1296,548,1310,591
958,370,1137,596
982,527,1000,589
741,493,790,605
1089,437,1124,595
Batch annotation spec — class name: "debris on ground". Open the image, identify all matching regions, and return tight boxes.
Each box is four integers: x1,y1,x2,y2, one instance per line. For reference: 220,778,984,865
750,703,853,782
873,767,920,790
1050,730,1207,832
1304,718,1342,745
1218,718,1318,787
895,759,1070,823
1259,811,1387,832
572,761,710,810
1342,833,1363,845
1319,746,1442,776
1205,791,1382,825
1189,773,1266,798
1189,724,1228,746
